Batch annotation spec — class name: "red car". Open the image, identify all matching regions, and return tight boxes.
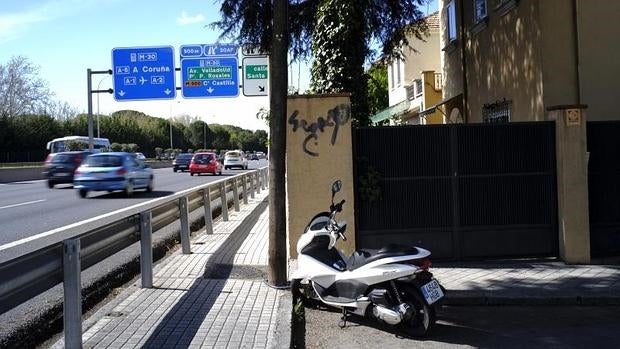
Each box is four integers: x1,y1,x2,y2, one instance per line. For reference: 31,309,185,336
189,152,222,176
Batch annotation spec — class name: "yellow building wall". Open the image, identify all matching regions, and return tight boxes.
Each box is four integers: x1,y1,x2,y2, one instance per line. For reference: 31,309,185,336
539,0,580,111
286,94,356,259
576,0,620,120
439,0,464,107
422,71,444,124
463,0,546,122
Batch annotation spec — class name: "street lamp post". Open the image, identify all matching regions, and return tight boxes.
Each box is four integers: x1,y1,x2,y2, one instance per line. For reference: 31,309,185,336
203,122,206,149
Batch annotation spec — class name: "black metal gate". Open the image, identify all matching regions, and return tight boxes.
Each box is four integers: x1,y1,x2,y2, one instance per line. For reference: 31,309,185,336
354,122,558,260
587,121,620,258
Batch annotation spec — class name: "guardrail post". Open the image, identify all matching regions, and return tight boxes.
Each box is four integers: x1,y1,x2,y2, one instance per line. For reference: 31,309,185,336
255,172,261,194
179,197,191,254
203,187,214,235
260,169,266,190
140,212,153,288
63,239,82,349
242,174,249,204
249,173,255,199
232,177,240,212
220,181,229,221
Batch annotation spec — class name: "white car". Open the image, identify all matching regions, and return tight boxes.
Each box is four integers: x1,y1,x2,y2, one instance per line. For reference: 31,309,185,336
224,150,248,170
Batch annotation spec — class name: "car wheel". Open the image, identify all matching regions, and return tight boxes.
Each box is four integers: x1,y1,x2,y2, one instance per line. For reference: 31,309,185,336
78,189,88,198
190,172,194,176
173,168,177,173
146,177,154,193
47,181,55,189
125,180,134,197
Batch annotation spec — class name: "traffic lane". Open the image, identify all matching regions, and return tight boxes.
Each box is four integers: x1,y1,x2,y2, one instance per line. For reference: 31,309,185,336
0,163,266,246
304,305,620,349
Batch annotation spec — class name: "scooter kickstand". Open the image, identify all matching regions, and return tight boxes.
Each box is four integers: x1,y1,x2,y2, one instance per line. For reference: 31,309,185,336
338,308,348,328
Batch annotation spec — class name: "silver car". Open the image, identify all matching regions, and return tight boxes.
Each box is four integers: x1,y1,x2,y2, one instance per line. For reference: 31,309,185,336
223,150,248,170
74,152,154,198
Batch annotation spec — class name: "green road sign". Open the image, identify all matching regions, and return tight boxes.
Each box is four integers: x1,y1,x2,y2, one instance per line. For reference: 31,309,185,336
245,65,268,79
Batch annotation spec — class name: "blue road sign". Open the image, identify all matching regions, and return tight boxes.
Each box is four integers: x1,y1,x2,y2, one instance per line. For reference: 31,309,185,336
180,44,239,98
112,46,176,101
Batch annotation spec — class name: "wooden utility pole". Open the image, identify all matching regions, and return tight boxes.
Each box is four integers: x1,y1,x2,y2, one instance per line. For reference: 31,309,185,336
268,0,289,286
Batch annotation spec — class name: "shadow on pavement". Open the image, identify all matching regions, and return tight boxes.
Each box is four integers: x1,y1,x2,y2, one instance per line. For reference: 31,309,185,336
140,199,268,348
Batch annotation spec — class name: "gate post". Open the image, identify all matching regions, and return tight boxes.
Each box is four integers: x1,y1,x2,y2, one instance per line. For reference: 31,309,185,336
548,105,590,264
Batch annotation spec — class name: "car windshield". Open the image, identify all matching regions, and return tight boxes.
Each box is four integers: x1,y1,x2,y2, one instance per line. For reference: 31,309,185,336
226,152,240,157
178,154,193,160
84,155,123,167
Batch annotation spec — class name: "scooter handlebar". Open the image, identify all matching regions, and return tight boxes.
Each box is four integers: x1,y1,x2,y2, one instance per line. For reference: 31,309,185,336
331,199,346,213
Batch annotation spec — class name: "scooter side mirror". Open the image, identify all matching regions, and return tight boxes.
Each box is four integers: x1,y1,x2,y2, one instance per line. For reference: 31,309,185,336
331,180,342,198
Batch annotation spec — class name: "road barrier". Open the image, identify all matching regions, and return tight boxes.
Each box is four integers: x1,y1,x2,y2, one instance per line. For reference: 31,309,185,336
0,167,269,347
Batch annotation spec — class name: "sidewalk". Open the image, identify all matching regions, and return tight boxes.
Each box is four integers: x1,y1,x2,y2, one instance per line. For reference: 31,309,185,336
52,189,291,349
52,187,620,348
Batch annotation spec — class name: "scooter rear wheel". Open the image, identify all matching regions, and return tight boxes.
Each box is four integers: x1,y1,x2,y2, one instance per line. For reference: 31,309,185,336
400,284,436,337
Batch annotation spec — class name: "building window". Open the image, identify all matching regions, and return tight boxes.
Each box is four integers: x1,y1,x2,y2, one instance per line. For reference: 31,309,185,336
447,1,457,42
390,64,395,89
474,0,487,22
483,99,512,123
495,0,519,16
396,59,402,86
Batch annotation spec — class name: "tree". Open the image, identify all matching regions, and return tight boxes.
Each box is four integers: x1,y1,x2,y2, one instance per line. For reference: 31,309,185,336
66,140,88,151
0,56,54,117
366,62,389,116
187,120,212,150
212,0,429,126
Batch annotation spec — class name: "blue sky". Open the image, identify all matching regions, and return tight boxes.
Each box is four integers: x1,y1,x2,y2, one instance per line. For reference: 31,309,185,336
0,0,437,132
0,0,277,131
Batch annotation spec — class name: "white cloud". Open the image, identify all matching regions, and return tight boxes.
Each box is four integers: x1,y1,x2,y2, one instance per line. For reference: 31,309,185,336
176,11,205,25
0,11,47,43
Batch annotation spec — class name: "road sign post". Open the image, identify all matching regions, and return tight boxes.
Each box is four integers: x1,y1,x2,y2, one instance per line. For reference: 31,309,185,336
112,46,176,101
180,44,239,98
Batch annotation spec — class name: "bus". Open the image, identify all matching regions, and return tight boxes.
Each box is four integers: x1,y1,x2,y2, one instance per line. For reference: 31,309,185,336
46,136,111,153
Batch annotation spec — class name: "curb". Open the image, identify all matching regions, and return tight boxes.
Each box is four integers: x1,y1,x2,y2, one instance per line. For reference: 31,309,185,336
271,291,293,349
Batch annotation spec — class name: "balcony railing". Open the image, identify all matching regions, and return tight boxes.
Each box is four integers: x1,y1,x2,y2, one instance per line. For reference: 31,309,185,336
406,79,424,100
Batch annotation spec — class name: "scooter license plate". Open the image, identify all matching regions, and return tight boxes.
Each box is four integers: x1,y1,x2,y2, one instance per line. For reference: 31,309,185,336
421,279,444,305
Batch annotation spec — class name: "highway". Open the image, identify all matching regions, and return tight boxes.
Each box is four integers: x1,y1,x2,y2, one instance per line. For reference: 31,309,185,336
0,160,267,247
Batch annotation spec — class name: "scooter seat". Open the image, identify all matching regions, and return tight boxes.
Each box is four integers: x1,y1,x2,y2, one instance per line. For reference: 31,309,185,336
345,244,419,271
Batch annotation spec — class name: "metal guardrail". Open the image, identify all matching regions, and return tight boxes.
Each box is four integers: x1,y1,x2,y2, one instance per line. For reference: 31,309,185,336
0,167,269,348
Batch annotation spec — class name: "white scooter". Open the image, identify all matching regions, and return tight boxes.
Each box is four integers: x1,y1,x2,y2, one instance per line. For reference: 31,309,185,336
291,180,445,336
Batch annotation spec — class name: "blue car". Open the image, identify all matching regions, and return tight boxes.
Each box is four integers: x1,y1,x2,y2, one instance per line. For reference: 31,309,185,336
73,152,154,198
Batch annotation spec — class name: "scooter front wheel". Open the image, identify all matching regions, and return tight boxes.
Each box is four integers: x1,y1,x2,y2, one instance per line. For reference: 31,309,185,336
400,284,436,337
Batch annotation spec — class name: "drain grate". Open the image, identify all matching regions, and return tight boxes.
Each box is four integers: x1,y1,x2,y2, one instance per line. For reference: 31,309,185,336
203,264,268,280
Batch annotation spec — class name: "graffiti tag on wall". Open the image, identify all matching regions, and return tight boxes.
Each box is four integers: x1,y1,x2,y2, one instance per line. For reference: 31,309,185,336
288,104,351,157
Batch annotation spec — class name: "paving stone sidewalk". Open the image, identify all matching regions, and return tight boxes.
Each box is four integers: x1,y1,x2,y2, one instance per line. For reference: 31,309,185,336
52,189,291,349
432,260,620,305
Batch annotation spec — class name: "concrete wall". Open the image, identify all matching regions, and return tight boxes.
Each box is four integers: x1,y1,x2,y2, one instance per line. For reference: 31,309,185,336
286,94,356,259
576,0,620,120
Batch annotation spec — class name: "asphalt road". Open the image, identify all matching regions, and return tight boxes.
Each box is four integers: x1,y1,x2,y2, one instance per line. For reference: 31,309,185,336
303,305,620,349
0,159,267,247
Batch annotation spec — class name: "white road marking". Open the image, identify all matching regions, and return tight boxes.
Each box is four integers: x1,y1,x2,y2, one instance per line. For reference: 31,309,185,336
0,199,46,210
